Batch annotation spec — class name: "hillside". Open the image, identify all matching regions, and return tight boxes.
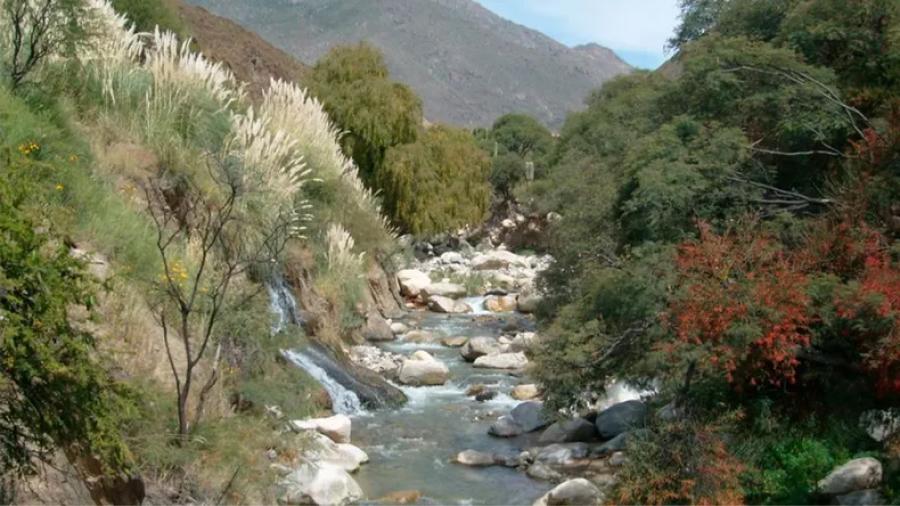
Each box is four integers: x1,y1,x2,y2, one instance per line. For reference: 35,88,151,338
174,1,309,99
184,0,632,127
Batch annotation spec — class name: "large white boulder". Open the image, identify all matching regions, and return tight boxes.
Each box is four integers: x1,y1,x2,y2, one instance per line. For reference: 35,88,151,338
422,282,467,299
398,357,450,386
818,457,882,496
453,449,497,467
460,336,501,361
428,295,472,314
473,352,528,370
278,463,364,505
532,478,603,506
290,414,352,444
301,432,368,472
397,269,431,297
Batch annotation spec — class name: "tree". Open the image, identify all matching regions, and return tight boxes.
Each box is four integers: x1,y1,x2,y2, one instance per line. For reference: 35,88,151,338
145,126,305,439
379,125,491,235
668,0,728,51
0,0,90,89
308,43,422,187
490,113,554,160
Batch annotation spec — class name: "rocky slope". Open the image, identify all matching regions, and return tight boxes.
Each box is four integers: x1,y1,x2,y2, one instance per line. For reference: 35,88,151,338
184,0,632,127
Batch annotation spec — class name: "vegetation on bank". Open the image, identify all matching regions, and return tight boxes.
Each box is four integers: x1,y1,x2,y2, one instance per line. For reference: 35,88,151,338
525,0,899,503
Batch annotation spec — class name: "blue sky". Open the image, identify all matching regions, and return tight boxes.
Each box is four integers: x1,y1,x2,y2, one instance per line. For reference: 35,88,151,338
475,0,682,69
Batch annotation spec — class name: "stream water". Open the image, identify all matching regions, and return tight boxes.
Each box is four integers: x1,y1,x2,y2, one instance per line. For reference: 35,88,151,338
352,309,552,505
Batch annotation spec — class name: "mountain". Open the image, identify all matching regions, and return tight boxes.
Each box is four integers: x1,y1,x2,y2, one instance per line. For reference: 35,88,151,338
184,0,632,127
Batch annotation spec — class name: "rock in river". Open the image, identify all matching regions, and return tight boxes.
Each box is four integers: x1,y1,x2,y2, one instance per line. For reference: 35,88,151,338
533,478,603,506
474,351,528,370
489,401,548,437
485,294,518,312
539,418,597,444
362,311,394,341
453,449,497,467
595,400,647,439
397,269,431,297
289,414,352,444
428,295,472,314
441,335,469,347
460,336,501,361
512,383,540,400
398,357,450,386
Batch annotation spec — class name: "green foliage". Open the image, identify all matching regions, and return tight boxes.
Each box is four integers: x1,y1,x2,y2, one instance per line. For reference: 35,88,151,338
110,0,186,36
309,43,422,185
668,0,727,50
380,125,491,235
489,113,555,160
0,164,133,477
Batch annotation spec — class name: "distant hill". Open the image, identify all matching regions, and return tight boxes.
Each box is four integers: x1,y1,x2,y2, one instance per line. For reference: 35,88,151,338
184,0,632,128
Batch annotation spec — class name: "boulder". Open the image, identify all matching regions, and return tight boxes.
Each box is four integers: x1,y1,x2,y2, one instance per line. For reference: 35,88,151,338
453,449,496,467
533,443,590,466
278,463,363,505
485,294,518,312
460,337,501,361
441,336,469,347
390,322,410,335
410,350,435,361
836,489,885,505
527,462,562,482
818,458,882,496
301,433,369,472
289,414,352,444
398,358,450,386
488,415,524,437
491,272,517,290
428,295,472,314
403,330,435,343
362,312,394,342
422,282,467,299
511,384,540,400
539,418,597,444
592,432,631,456
539,478,603,506
516,293,543,313
473,352,528,370
511,401,548,432
595,400,647,439
397,269,431,297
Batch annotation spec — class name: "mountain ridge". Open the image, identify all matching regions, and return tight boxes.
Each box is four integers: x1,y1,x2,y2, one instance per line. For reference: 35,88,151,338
185,0,632,127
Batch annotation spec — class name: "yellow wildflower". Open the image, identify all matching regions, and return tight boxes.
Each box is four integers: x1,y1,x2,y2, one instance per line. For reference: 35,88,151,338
55,183,64,191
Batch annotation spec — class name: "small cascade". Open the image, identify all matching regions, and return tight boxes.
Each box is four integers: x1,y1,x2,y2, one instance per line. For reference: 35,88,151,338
283,349,363,415
268,274,364,415
461,295,491,315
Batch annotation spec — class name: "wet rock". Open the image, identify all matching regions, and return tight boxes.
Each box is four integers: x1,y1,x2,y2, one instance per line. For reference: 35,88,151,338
278,463,363,505
454,449,496,467
466,384,488,397
410,350,436,361
595,400,647,439
818,457,882,496
397,269,431,297
526,462,562,482
485,294,518,312
398,357,450,386
379,490,422,504
489,415,524,437
490,401,548,436
460,337,501,361
475,391,497,402
473,352,528,370
403,330,436,343
289,414,352,444
836,489,885,505
428,295,472,314
512,384,540,400
539,418,597,444
441,335,469,347
422,282,467,299
363,311,394,341
534,478,603,506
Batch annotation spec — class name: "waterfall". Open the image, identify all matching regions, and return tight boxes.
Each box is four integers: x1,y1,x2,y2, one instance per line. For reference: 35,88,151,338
268,274,364,415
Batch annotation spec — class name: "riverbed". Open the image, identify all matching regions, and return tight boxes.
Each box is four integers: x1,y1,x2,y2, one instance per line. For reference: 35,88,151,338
351,309,552,505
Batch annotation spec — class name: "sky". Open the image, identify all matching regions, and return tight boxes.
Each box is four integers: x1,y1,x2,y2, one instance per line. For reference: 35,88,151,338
475,0,682,69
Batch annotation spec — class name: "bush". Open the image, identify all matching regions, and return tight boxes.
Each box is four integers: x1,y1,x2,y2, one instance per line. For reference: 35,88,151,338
110,0,186,36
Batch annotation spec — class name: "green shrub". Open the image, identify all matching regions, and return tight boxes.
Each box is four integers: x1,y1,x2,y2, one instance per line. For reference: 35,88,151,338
110,0,187,36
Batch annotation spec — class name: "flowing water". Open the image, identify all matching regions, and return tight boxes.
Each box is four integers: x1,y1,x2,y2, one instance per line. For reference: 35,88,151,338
351,309,552,505
271,282,552,504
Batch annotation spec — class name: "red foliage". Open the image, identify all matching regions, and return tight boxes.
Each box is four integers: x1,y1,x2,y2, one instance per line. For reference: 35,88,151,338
666,222,811,390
